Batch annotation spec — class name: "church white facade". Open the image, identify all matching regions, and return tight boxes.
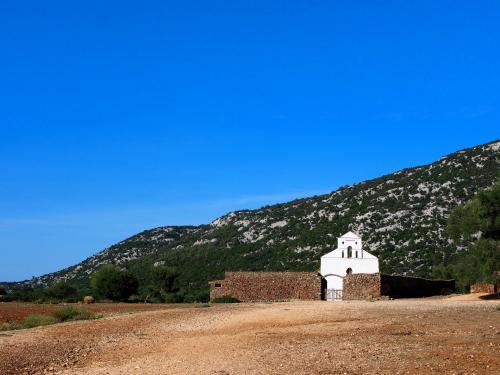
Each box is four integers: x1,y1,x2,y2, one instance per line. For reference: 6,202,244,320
320,231,379,297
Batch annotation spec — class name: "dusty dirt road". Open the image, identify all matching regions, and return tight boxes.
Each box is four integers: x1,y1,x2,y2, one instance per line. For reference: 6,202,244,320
1,298,499,375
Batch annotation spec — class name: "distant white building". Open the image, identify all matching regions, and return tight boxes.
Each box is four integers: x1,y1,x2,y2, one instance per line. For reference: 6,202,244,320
320,231,379,300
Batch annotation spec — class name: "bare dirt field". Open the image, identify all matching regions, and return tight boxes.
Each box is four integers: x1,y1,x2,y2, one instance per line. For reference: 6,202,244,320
0,302,188,324
0,297,499,375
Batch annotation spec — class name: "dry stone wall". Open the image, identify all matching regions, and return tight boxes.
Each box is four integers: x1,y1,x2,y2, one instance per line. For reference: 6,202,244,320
343,273,382,300
343,273,455,300
209,272,323,302
470,283,498,294
380,274,455,298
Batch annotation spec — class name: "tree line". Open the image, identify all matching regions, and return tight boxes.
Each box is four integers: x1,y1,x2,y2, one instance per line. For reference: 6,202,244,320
434,179,500,290
1,265,209,303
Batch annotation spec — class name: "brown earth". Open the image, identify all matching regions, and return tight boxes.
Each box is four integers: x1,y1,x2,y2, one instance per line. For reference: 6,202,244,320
0,298,499,375
0,302,189,324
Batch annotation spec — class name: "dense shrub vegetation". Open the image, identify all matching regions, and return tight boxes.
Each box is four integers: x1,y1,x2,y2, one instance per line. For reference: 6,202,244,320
434,180,500,290
91,265,139,301
2,266,209,303
46,281,80,301
22,314,59,328
0,282,84,303
0,307,97,332
142,266,180,303
53,306,96,322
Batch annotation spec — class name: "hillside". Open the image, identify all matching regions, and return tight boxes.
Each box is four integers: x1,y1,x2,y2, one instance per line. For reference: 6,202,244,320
6,140,500,292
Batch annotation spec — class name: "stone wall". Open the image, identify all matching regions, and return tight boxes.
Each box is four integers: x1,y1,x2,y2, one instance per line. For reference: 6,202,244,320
343,273,455,300
470,283,498,294
208,280,226,300
342,273,382,300
380,274,455,298
209,272,323,302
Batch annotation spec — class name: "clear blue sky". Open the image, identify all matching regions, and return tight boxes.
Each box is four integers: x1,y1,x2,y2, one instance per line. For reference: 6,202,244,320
1,1,498,281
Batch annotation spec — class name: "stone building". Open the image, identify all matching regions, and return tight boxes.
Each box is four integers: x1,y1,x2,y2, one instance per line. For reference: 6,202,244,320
208,231,455,302
320,231,379,300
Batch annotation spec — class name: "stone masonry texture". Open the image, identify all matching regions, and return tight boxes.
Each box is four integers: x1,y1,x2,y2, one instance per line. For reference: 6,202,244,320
470,283,498,294
343,273,455,300
209,272,323,302
342,273,382,300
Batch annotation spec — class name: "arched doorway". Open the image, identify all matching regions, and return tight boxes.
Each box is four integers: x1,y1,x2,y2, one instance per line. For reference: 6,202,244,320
346,268,352,275
323,274,344,301
347,246,352,258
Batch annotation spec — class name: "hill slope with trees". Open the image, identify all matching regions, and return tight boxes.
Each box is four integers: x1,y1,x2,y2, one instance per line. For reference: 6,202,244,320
4,140,499,297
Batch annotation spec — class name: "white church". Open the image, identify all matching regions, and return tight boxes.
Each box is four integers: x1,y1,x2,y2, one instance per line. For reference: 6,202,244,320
320,231,379,300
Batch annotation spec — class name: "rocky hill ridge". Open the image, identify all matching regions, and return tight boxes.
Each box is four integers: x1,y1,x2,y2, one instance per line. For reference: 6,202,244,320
8,140,500,292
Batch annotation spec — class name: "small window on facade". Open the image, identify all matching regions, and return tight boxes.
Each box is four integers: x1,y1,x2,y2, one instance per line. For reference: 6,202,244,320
355,241,358,245
214,283,222,288
342,241,344,244
342,251,344,258
355,251,358,258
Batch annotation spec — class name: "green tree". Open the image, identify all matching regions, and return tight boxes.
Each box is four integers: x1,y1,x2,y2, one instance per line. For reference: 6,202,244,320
91,265,139,301
446,180,500,289
0,285,6,295
144,266,180,303
449,240,499,287
448,180,500,242
151,266,179,294
46,281,79,301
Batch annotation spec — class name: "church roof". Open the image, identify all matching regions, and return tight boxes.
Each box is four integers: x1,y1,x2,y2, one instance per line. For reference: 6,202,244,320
339,231,361,239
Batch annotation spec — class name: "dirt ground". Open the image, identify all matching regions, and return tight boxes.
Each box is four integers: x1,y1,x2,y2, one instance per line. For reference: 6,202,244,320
0,302,189,324
0,297,499,375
